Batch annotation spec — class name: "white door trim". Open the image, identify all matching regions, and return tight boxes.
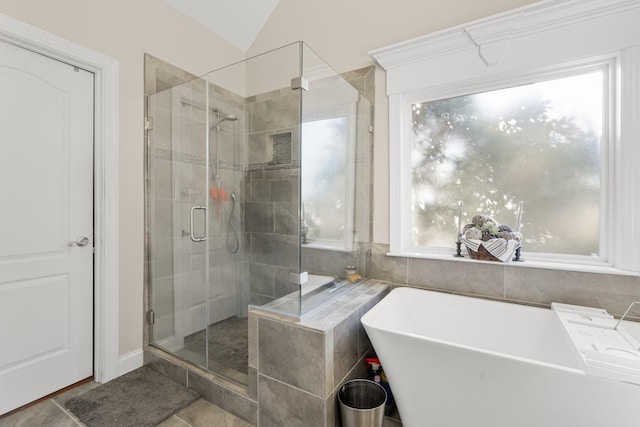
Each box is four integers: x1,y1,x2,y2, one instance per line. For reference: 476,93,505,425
0,14,120,383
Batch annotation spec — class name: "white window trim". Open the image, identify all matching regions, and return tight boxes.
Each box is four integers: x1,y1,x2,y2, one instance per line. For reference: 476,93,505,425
372,0,640,273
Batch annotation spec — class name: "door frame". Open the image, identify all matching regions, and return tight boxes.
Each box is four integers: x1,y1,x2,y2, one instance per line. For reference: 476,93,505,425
0,14,120,383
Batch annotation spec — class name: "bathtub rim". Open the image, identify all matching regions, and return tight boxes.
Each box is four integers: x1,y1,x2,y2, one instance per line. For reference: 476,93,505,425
361,286,586,375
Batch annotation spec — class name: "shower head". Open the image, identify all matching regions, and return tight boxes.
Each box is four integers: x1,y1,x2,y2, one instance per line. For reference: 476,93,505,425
211,114,238,129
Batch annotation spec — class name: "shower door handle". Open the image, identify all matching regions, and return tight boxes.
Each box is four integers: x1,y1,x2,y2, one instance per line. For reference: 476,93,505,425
190,206,207,242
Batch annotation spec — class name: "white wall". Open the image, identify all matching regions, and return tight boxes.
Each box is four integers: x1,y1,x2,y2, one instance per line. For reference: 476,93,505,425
249,0,538,244
0,0,245,357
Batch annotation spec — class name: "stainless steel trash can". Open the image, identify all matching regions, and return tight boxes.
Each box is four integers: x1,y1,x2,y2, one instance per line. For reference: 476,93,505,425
338,379,387,427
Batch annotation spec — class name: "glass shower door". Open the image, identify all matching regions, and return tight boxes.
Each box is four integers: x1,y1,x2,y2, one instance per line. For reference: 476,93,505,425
147,76,211,369
147,73,249,386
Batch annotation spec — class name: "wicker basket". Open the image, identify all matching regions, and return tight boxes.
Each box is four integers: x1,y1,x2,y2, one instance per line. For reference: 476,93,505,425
465,244,501,262
464,241,521,262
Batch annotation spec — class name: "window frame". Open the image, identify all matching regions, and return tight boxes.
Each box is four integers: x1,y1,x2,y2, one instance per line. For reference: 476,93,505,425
396,60,615,265
301,102,358,252
373,0,640,272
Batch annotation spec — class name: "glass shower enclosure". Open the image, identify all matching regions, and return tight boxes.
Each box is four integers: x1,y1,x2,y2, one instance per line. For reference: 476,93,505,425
146,42,371,386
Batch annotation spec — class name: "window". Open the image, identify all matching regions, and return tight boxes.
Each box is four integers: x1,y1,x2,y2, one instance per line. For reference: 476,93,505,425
301,105,356,251
372,0,640,271
410,70,605,259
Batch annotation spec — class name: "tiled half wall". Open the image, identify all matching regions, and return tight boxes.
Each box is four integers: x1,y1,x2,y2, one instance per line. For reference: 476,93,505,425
371,243,640,319
144,280,389,427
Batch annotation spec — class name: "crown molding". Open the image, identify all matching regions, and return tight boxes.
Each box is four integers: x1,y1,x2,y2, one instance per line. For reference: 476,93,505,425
371,0,640,70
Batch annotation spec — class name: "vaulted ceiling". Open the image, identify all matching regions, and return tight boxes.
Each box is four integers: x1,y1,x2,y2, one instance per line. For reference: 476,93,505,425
162,0,281,51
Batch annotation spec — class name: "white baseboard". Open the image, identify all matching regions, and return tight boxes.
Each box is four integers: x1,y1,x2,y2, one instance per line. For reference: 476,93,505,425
117,349,143,377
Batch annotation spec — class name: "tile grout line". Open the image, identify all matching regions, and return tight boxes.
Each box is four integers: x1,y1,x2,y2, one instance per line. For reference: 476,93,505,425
51,398,85,426
170,413,193,426
503,265,507,299
256,314,260,427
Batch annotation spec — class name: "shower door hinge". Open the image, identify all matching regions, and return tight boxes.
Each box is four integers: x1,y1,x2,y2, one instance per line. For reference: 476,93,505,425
290,271,309,285
146,310,155,325
144,116,154,131
291,76,309,91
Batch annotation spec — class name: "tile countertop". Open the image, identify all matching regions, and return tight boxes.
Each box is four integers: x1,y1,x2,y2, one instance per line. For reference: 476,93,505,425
249,279,390,332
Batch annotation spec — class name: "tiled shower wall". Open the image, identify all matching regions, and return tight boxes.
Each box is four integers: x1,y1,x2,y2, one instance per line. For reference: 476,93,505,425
146,53,376,318
243,85,301,306
243,65,375,306
146,53,376,334
206,83,248,319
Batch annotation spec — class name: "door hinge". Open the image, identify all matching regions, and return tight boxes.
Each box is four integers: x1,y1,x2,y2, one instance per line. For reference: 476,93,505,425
144,116,154,131
146,310,155,325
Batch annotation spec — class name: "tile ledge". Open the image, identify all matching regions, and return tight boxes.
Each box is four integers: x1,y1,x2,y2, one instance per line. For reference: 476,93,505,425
249,281,390,331
385,251,640,277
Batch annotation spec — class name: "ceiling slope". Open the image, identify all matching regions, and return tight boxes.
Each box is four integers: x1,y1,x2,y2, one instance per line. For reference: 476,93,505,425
163,0,280,51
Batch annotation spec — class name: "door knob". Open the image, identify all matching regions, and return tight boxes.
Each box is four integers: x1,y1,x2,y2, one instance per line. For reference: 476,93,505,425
69,236,90,247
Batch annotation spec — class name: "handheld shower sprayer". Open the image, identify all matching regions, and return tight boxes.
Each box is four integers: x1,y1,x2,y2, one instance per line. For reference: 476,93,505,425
208,109,240,254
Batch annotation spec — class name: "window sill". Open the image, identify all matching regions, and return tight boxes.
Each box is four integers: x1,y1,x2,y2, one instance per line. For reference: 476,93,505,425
386,250,640,277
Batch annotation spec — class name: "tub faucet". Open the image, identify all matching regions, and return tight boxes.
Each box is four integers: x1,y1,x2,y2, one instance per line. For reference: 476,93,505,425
614,301,640,332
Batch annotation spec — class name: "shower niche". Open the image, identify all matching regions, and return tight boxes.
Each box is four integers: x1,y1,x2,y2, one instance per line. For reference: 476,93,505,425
145,42,372,388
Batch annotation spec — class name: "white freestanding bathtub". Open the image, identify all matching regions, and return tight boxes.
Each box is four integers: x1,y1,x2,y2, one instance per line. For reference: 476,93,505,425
361,287,640,427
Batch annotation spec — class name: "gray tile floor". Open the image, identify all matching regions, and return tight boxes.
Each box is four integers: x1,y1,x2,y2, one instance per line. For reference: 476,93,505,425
0,380,253,427
1,375,403,427
175,316,249,385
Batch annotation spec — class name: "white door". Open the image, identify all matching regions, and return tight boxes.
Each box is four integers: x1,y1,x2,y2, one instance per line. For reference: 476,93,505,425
0,40,94,415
